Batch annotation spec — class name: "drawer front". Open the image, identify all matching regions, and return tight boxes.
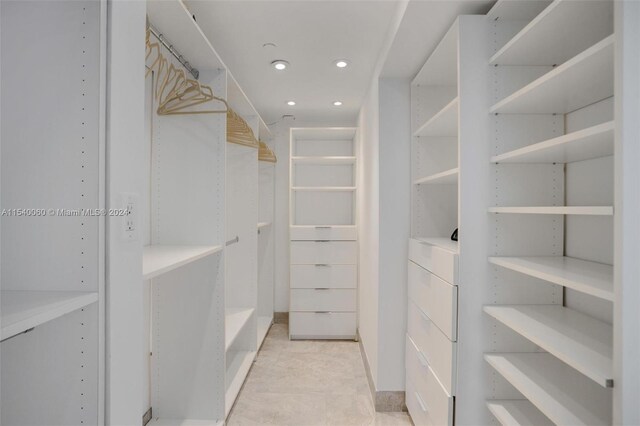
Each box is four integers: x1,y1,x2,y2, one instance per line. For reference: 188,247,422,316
406,335,454,426
289,312,356,339
290,264,357,289
406,377,430,426
408,261,458,341
290,226,357,241
409,239,458,285
290,289,356,312
291,241,357,265
407,301,456,395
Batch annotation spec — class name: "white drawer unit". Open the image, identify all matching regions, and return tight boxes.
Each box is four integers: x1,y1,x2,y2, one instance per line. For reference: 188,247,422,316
409,238,458,285
408,261,458,341
290,128,358,340
406,335,455,426
290,225,357,241
289,312,356,339
290,241,358,265
290,264,357,289
290,289,357,312
407,301,457,395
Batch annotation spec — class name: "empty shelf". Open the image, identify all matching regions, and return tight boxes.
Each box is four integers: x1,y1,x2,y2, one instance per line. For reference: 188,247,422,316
257,222,271,229
485,305,612,387
291,186,356,192
143,245,223,280
225,350,256,417
491,121,614,164
415,237,459,254
487,400,553,426
489,256,613,301
413,168,458,185
257,315,272,348
226,308,254,351
490,0,612,65
487,0,552,22
148,419,223,426
291,156,356,165
491,36,614,114
485,353,611,425
1,291,98,341
413,98,458,137
489,206,613,215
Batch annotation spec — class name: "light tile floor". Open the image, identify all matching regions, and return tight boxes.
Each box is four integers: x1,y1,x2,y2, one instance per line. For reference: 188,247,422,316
227,324,413,426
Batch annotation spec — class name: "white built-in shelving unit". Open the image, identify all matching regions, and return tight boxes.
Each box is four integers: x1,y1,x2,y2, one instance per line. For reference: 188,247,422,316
1,1,105,424
142,0,274,424
289,128,358,340
484,1,615,424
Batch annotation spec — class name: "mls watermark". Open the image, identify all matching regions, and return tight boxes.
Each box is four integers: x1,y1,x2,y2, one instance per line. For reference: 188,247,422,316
1,208,129,217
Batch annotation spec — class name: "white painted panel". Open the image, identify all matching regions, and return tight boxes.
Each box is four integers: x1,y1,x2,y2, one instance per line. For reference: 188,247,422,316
290,241,357,265
289,312,356,339
290,265,357,289
293,163,354,187
293,139,354,157
292,190,354,226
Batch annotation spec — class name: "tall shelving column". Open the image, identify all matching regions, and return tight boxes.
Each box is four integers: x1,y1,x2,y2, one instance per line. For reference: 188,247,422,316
1,1,105,424
289,128,358,340
484,1,615,424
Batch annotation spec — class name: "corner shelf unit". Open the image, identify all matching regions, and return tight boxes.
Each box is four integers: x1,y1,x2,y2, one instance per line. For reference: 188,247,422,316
1,2,105,424
484,1,615,424
289,128,358,340
142,0,274,423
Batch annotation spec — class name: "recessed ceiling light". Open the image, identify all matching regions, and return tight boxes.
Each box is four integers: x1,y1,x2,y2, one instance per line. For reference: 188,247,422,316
333,101,343,106
271,60,289,71
287,101,296,106
335,59,349,68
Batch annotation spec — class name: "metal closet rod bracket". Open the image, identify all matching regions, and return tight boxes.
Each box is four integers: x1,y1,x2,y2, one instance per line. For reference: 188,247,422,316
226,236,240,246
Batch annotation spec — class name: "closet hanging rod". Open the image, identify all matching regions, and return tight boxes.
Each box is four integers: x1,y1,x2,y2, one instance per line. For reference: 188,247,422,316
148,23,199,80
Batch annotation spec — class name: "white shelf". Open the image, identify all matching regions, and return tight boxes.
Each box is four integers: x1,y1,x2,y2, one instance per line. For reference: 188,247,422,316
487,400,553,426
491,36,614,114
485,353,611,425
490,0,612,65
413,98,458,137
257,221,271,229
257,315,272,348
488,206,613,216
489,256,613,301
225,350,256,417
487,0,551,22
291,156,356,165
484,305,613,387
413,168,458,185
491,121,614,164
143,245,223,280
1,291,98,341
291,186,356,192
414,237,459,254
149,419,223,426
225,308,254,351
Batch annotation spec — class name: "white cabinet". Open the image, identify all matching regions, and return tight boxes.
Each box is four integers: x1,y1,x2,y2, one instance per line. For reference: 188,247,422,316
289,128,358,340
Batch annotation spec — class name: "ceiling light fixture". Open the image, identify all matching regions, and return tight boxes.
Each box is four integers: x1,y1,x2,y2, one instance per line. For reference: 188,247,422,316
335,59,349,68
333,101,343,106
271,60,289,71
287,101,296,106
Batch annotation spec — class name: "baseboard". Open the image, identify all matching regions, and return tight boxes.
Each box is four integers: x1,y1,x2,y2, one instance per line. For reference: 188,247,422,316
357,329,407,412
274,311,289,324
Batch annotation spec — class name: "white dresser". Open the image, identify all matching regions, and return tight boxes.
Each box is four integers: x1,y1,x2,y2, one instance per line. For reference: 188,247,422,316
289,128,358,339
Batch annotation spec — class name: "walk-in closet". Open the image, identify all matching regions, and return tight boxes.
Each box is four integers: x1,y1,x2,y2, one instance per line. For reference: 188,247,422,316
1,0,639,425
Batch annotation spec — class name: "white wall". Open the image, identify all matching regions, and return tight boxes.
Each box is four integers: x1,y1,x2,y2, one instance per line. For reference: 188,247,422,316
376,78,410,390
105,1,146,424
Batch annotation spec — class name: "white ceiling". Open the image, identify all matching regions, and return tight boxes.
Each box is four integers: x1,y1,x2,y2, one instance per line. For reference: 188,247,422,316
187,0,401,125
185,0,495,126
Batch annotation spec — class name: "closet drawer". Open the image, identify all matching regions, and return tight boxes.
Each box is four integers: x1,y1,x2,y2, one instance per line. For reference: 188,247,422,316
290,226,357,241
290,241,357,265
407,302,456,395
408,261,458,341
290,289,356,312
409,238,458,285
406,335,454,426
289,312,356,339
290,264,357,289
